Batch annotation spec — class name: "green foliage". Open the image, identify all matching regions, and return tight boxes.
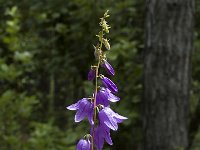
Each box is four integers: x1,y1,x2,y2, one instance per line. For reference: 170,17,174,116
0,90,37,150
27,123,68,150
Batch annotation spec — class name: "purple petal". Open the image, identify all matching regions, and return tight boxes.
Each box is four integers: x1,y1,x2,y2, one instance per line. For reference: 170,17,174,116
67,98,94,124
106,107,127,120
85,140,91,150
105,107,127,123
101,60,115,76
99,108,118,131
88,69,96,81
104,107,114,113
113,112,128,123
76,139,84,150
99,107,127,129
104,131,113,145
96,89,110,106
101,77,118,93
101,124,113,145
66,102,79,110
75,109,87,122
106,89,120,102
66,98,87,110
96,87,120,105
73,98,93,123
93,124,113,150
94,127,104,150
87,104,94,125
76,139,91,150
114,112,128,120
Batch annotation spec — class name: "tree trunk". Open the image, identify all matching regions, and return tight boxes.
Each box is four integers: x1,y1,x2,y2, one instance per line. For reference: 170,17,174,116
143,0,194,150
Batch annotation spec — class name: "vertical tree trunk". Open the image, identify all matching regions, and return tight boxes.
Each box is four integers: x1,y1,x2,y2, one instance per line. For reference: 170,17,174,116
143,0,194,150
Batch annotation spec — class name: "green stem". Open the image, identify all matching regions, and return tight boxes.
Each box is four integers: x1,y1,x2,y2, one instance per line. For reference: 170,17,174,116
91,28,104,150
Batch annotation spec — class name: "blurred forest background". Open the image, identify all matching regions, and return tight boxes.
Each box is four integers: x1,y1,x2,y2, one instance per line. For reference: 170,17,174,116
0,0,200,150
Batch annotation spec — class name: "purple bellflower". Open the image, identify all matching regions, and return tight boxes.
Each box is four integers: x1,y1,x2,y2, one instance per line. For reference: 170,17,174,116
101,76,118,93
88,68,96,81
98,107,127,131
93,124,113,150
101,60,115,76
96,87,120,106
66,11,127,150
67,98,94,125
76,139,91,150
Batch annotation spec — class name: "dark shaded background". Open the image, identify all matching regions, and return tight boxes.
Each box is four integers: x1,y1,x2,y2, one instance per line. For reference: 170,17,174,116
0,0,200,150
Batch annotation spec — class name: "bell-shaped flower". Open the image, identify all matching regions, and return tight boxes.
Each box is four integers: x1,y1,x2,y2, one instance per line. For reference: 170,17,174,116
96,87,120,106
88,68,96,81
98,107,127,131
101,60,115,76
66,98,94,125
101,76,118,93
76,139,91,150
93,124,113,150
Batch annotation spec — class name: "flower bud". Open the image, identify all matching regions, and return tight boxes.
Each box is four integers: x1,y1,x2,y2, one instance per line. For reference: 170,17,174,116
101,76,118,93
88,68,96,81
101,60,115,76
76,139,91,150
103,38,110,50
104,10,110,18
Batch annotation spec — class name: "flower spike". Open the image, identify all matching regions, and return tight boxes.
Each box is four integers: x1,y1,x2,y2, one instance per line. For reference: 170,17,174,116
66,11,127,150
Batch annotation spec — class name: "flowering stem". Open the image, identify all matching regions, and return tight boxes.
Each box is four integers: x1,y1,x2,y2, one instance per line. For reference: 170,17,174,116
67,11,127,150
91,29,104,150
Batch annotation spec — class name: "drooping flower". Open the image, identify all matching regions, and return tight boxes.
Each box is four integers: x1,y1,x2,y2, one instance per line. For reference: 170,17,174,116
93,124,113,150
76,139,91,150
88,68,96,81
96,87,120,106
101,76,118,93
98,107,127,131
66,98,94,125
101,60,115,76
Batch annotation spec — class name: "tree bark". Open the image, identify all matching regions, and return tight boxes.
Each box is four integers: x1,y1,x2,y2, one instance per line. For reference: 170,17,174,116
143,0,194,150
